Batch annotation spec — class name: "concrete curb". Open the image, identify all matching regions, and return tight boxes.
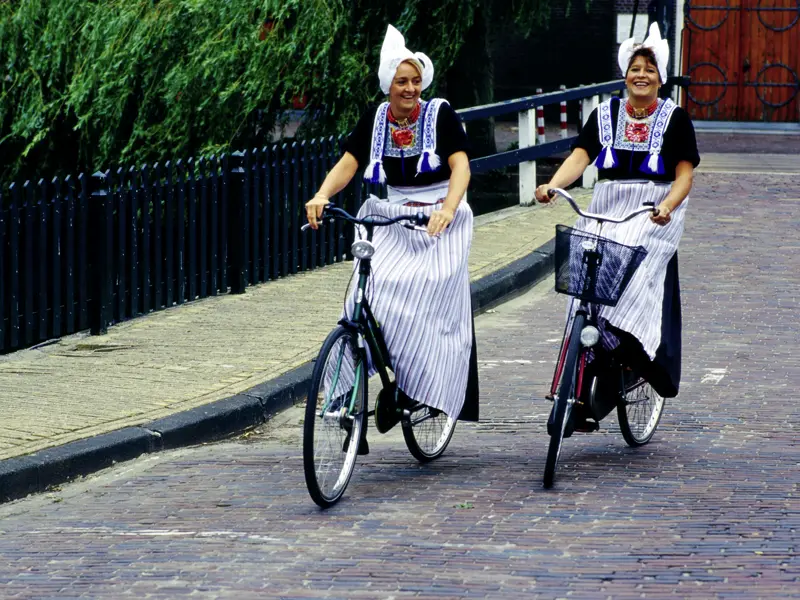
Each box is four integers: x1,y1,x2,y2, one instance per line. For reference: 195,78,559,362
0,242,554,503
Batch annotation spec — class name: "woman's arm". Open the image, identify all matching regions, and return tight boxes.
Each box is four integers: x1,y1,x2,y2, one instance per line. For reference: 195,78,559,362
534,148,592,202
651,160,694,226
305,152,360,229
428,151,470,236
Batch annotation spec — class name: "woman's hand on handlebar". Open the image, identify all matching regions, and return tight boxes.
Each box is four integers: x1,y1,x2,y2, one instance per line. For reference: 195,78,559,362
535,184,554,203
427,207,454,236
650,203,672,226
305,194,330,229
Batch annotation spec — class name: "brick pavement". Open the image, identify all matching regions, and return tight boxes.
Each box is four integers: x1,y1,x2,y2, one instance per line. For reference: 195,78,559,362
695,131,800,155
0,193,591,462
0,168,797,598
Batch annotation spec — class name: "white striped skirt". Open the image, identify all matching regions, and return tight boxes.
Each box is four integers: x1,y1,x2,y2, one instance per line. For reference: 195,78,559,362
344,194,474,418
569,180,688,359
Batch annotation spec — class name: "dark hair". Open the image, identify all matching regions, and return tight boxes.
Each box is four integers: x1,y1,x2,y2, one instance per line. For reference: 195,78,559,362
626,47,661,81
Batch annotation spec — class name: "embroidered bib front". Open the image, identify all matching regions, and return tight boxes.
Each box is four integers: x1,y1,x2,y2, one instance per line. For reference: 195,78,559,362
595,97,678,175
385,100,427,158
364,98,447,184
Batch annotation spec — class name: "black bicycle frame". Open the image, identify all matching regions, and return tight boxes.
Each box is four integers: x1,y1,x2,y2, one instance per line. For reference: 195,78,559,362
341,224,393,392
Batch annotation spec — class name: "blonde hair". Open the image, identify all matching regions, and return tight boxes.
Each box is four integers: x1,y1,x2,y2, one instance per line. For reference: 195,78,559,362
396,59,423,79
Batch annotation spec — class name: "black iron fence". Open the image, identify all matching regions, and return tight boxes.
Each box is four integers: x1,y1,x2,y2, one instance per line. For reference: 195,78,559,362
0,78,689,354
0,137,378,353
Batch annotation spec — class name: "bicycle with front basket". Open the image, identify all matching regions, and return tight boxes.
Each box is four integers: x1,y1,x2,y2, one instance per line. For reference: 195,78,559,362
544,188,667,489
300,205,458,508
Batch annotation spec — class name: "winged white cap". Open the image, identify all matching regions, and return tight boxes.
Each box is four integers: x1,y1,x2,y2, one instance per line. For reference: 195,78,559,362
377,25,434,95
618,22,669,83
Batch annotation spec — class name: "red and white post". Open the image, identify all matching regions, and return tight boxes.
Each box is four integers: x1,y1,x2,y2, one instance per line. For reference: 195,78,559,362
536,88,546,144
559,84,568,139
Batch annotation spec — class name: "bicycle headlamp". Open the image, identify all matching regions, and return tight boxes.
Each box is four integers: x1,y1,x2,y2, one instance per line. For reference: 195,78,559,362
580,325,601,347
351,240,376,260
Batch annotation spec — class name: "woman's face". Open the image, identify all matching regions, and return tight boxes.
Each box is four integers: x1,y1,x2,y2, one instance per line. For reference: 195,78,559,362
389,61,422,114
626,55,661,103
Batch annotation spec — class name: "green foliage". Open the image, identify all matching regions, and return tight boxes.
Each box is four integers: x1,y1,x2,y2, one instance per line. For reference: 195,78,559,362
0,0,565,182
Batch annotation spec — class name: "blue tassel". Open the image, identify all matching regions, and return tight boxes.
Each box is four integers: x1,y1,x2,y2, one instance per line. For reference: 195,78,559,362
420,151,432,173
370,160,382,183
593,148,604,168
595,146,617,170
639,154,665,176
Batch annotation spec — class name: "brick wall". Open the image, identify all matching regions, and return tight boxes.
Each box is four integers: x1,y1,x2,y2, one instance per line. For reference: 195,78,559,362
491,0,616,102
490,0,681,119
614,0,677,77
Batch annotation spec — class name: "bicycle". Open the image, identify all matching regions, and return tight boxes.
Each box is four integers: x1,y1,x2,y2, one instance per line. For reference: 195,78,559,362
543,188,667,489
300,204,458,508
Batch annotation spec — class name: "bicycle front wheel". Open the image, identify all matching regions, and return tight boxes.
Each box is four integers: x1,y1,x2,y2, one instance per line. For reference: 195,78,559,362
618,378,665,447
303,326,367,508
544,313,585,489
402,405,456,463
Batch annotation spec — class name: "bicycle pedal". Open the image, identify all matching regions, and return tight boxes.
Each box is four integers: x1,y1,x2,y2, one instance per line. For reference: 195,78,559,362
342,430,370,455
574,420,600,433
374,387,400,434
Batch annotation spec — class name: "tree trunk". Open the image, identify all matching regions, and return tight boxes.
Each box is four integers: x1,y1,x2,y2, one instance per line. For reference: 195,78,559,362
444,6,496,157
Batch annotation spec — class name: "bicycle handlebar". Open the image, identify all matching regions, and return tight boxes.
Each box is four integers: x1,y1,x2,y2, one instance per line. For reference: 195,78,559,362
301,204,430,232
547,188,657,224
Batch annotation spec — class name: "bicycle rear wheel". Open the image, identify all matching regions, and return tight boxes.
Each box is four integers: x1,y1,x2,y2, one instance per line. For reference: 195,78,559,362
402,405,456,463
544,313,585,489
303,326,366,508
618,378,665,447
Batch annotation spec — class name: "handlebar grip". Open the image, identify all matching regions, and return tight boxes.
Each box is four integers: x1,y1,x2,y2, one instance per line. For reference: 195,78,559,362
416,212,430,226
301,216,334,232
642,201,659,215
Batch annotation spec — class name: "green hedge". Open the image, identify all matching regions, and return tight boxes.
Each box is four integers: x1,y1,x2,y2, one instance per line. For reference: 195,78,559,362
0,0,555,183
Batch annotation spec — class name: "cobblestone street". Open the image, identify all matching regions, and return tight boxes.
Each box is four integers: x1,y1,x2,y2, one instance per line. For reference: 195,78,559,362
0,170,798,598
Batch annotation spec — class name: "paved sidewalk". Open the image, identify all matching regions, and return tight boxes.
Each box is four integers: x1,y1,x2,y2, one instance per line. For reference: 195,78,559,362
0,166,797,598
0,192,591,479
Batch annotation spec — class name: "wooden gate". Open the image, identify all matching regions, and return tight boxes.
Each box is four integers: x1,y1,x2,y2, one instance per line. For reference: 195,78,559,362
683,0,800,121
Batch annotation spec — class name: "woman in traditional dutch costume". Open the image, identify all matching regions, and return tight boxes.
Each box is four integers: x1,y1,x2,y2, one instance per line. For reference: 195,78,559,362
306,26,479,441
535,23,700,427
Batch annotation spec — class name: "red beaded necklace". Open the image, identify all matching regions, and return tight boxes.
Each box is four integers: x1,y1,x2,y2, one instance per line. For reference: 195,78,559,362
388,102,421,149
387,102,421,127
625,98,659,119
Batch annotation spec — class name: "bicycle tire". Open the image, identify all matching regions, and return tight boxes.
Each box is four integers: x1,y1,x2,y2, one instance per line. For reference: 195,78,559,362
544,313,585,489
402,406,457,463
303,326,367,508
618,378,665,447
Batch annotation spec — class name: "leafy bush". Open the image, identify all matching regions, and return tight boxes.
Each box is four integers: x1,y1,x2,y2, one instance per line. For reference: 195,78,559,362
0,0,557,182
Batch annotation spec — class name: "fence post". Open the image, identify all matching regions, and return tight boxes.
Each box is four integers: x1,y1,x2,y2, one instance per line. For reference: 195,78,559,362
228,150,249,294
89,170,111,335
0,189,5,352
581,94,600,188
518,106,537,206
535,89,546,143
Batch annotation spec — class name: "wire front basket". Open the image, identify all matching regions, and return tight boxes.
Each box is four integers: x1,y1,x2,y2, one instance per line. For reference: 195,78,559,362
554,224,648,307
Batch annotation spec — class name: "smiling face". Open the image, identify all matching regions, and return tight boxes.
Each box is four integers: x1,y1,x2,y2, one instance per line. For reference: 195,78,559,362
626,53,661,105
389,60,422,117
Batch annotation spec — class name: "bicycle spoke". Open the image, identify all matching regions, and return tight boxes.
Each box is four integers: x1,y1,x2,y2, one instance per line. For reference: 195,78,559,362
618,379,665,447
304,327,366,507
402,405,456,462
